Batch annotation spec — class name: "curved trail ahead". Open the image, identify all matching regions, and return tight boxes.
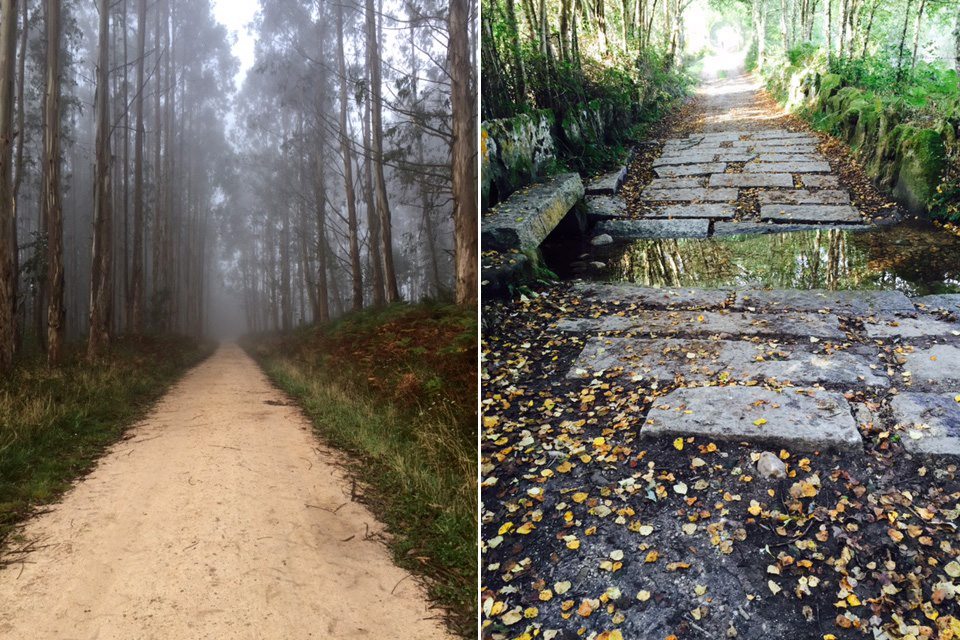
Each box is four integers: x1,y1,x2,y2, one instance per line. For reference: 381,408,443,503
0,345,452,640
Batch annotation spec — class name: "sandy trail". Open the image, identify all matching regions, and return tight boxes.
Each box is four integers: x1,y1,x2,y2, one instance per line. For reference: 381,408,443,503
0,344,454,640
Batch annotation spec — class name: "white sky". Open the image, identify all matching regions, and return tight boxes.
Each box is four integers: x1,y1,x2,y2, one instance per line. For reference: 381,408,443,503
211,0,259,89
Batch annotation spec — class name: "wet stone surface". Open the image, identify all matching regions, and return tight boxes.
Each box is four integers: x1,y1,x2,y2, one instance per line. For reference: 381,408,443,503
890,393,960,456
760,204,863,224
595,218,710,240
645,204,736,219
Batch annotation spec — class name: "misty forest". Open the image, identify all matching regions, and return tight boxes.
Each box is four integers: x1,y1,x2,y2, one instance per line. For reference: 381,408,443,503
0,0,478,637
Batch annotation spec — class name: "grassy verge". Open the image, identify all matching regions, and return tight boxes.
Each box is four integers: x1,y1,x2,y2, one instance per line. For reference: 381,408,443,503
242,302,477,638
0,336,215,545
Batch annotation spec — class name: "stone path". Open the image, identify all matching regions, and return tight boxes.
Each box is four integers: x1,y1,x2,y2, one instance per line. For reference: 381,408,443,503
562,283,960,455
585,73,892,239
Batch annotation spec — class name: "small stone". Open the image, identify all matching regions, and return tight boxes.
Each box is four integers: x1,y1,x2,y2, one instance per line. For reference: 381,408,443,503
727,623,738,638
589,261,606,269
757,451,787,479
591,234,613,246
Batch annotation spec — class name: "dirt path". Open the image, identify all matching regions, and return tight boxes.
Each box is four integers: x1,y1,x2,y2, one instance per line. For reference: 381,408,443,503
0,344,453,640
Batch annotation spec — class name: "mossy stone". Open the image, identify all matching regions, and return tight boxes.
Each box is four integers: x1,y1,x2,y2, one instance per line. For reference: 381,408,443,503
894,128,948,214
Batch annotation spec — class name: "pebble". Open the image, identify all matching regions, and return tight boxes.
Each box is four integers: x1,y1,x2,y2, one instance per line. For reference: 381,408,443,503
756,451,787,479
591,234,613,246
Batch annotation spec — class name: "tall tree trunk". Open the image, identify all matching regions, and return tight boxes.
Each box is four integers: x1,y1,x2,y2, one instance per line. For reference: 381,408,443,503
895,0,912,82
0,0,16,372
130,0,147,334
861,0,877,58
43,0,64,365
910,0,926,71
367,0,399,303
825,0,832,58
335,2,362,311
954,5,960,73
449,0,477,305
779,0,789,51
363,44,385,307
88,0,113,359
506,0,527,95
838,0,847,58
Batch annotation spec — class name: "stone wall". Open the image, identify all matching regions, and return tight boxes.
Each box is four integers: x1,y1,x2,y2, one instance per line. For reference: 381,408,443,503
765,63,957,216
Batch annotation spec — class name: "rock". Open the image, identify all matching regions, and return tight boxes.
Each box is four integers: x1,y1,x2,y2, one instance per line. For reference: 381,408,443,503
584,195,628,219
640,187,739,202
759,204,863,224
481,173,585,251
902,345,960,387
571,282,731,310
744,161,832,173
734,288,915,315
589,261,606,269
654,163,727,177
596,218,710,239
757,189,851,205
585,168,628,196
653,152,719,166
800,174,840,188
709,173,794,188
481,110,556,211
889,393,960,456
756,452,787,479
591,233,613,246
645,204,736,219
862,316,958,339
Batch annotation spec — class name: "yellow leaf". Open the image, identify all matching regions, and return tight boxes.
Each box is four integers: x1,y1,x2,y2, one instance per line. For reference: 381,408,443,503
636,590,651,602
572,492,588,503
483,416,498,428
567,538,580,550
673,437,684,451
748,500,762,516
516,522,535,535
754,418,767,426
498,522,514,535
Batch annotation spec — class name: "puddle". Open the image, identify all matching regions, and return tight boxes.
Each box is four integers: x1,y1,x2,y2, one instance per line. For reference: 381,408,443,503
543,221,960,296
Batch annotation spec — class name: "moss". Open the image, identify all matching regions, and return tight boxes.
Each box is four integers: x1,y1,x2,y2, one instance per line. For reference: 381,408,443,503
817,73,843,109
894,128,948,214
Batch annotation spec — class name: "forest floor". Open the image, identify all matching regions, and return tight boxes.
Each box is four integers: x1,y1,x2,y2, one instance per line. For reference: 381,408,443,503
481,73,960,640
0,343,454,640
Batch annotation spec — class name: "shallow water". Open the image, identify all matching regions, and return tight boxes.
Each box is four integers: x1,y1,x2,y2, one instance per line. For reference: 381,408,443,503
545,222,960,296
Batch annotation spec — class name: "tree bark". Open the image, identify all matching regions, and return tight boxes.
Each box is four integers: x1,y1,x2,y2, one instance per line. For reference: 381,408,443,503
449,0,477,305
954,5,960,73
825,0,832,58
335,2,362,311
130,0,147,334
0,0,17,372
910,0,926,71
364,22,386,307
88,0,113,359
43,0,65,365
895,0,912,82
367,0,399,303
779,0,789,51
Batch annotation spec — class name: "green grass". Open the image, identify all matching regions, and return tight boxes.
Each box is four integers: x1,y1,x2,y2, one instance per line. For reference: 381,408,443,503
0,336,214,544
243,302,477,638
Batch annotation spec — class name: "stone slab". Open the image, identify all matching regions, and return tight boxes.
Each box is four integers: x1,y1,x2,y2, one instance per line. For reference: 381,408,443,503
585,168,628,196
902,345,960,386
654,153,719,166
863,317,959,339
556,309,845,340
640,187,739,202
646,177,706,190
760,204,862,224
571,283,732,310
482,173,584,251
642,387,861,451
713,221,866,236
745,161,831,173
585,195,628,219
913,295,960,315
756,145,818,155
748,130,816,141
595,218,710,240
890,393,960,456
709,173,794,188
757,154,825,164
569,337,885,386
800,175,841,188
758,189,851,205
686,132,745,142
646,204,736,219
654,163,727,178
735,289,916,315
716,152,759,162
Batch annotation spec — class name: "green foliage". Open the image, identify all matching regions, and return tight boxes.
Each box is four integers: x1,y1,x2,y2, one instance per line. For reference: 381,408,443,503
243,303,477,637
0,337,213,544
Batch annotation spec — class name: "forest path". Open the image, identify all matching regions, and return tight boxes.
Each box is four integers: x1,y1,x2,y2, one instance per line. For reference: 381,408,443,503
0,344,452,640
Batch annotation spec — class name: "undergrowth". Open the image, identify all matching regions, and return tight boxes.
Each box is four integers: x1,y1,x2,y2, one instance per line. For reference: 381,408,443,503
0,336,214,545
243,302,477,638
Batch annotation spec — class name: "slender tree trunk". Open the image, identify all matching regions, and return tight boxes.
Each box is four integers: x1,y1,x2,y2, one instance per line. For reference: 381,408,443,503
954,5,960,73
449,0,477,305
861,0,877,58
895,0,912,82
88,0,113,359
910,0,926,71
367,0,399,303
363,28,385,307
130,0,147,334
335,3,362,311
43,0,64,365
838,0,847,58
506,0,527,95
0,0,17,372
825,0,832,58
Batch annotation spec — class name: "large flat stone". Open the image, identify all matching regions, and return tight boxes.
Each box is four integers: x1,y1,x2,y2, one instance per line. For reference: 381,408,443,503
734,289,916,315
646,204,736,219
863,317,959,339
482,173,584,251
568,337,885,386
655,163,727,178
646,177,706,190
756,145,818,155
687,132,745,143
913,295,960,315
556,309,845,340
640,187,739,202
596,218,710,239
760,204,862,224
745,161,831,173
642,387,861,451
714,221,866,236
571,283,732,310
585,195,627,218
902,345,960,386
801,175,841,188
757,154,824,164
654,152,719,166
585,168,628,195
716,152,759,162
749,130,816,141
890,393,960,456
758,189,851,205
709,173,794,188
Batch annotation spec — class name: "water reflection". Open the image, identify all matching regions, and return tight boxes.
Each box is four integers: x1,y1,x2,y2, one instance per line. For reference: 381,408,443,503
587,224,960,296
